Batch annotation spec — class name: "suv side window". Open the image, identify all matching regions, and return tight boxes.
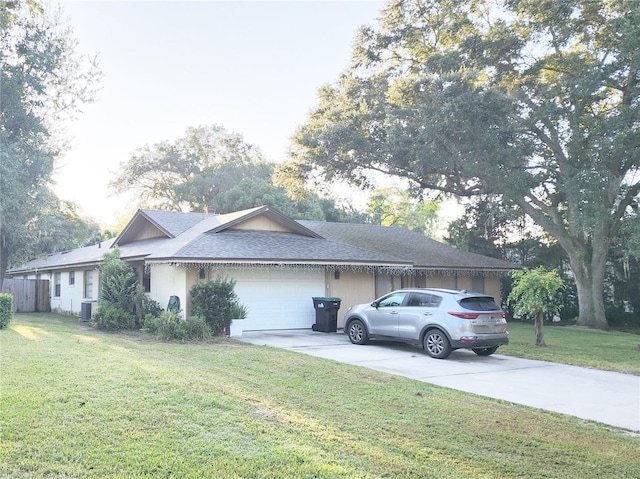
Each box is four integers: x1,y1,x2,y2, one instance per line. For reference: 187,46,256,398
407,292,442,307
378,292,407,307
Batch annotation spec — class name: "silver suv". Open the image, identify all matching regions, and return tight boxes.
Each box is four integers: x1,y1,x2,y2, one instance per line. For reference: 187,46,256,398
343,288,509,359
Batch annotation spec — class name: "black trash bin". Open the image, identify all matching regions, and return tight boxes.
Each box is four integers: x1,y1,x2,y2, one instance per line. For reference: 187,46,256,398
311,297,341,333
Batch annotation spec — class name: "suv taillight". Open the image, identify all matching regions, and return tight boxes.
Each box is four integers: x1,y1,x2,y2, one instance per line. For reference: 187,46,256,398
449,312,505,320
448,312,479,319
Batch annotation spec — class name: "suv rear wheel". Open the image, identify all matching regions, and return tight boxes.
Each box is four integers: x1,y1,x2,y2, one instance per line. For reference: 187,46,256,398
347,319,368,345
423,329,452,359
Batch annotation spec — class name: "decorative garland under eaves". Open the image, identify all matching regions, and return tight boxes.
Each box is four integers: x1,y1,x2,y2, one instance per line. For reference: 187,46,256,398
157,262,506,277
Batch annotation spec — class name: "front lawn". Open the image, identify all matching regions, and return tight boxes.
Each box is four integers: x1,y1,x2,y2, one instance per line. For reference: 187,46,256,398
1,313,639,478
502,321,640,375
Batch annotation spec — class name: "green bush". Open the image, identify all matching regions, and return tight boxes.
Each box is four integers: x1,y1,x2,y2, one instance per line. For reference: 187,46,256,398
145,312,212,341
99,248,137,311
229,302,249,319
143,314,161,333
190,276,239,334
94,303,136,332
135,288,163,323
97,247,140,329
180,316,211,340
0,293,12,329
605,307,640,329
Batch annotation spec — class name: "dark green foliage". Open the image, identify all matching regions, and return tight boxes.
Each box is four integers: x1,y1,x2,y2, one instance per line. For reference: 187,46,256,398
113,124,367,224
0,1,100,284
0,293,12,329
289,0,640,329
96,248,138,331
229,302,249,320
94,303,136,332
135,288,163,322
190,276,238,333
143,313,211,341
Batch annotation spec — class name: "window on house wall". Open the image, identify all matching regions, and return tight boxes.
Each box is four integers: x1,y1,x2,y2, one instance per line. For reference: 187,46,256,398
69,271,75,286
54,273,61,297
143,265,151,293
83,270,93,299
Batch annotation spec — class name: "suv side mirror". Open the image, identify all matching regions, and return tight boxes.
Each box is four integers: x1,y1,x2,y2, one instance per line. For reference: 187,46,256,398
371,301,379,308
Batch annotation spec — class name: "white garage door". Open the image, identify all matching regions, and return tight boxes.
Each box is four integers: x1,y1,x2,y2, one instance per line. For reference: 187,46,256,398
230,268,326,331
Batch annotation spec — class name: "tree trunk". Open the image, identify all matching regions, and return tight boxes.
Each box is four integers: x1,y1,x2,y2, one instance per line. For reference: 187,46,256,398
516,200,611,330
565,232,609,330
535,311,546,347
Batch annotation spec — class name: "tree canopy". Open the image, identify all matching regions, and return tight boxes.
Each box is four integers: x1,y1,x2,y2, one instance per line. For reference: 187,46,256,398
113,125,274,212
288,0,640,328
366,187,441,237
113,124,368,223
0,1,101,283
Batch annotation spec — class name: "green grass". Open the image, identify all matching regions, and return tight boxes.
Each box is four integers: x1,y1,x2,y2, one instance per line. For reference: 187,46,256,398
1,313,639,478
502,321,640,375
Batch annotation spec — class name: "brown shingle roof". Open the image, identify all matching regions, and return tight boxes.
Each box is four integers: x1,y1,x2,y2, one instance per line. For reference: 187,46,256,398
298,220,515,271
9,208,516,274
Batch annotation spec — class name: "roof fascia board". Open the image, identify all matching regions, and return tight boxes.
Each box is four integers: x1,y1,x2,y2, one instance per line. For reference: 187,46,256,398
144,258,412,267
9,261,102,274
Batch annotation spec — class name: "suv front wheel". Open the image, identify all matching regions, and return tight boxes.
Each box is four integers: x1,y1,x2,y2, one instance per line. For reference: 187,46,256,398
423,329,452,359
347,319,368,345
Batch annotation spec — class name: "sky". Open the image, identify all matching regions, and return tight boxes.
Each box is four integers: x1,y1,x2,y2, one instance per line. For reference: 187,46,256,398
53,0,387,227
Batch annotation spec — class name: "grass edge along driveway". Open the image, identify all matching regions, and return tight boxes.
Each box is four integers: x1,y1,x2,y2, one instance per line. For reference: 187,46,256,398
1,313,639,479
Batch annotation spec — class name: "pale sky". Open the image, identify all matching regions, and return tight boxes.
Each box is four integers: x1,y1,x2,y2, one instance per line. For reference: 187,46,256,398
53,0,387,226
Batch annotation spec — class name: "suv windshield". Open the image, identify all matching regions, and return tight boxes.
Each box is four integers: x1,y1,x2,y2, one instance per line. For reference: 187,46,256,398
459,297,500,311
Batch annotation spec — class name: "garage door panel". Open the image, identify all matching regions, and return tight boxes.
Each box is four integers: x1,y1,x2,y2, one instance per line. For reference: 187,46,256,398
230,269,325,331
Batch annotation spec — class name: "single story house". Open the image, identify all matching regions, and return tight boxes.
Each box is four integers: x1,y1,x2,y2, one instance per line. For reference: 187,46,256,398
8,205,516,331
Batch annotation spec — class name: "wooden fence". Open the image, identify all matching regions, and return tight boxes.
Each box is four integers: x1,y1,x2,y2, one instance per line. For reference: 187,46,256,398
1,279,50,312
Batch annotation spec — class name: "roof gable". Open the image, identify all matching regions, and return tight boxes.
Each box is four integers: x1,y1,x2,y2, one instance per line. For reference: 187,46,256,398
212,206,322,238
114,209,209,246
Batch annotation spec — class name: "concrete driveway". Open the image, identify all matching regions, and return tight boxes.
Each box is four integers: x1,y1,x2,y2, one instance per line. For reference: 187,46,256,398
238,329,640,432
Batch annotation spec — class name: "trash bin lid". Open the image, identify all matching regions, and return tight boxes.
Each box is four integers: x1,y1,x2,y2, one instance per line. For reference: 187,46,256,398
312,297,341,301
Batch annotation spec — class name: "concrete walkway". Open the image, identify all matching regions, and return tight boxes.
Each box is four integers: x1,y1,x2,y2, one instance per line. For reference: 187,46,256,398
238,329,640,432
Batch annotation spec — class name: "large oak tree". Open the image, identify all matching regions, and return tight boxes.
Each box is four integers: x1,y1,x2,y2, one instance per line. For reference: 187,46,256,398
289,0,640,328
112,125,367,222
0,1,100,284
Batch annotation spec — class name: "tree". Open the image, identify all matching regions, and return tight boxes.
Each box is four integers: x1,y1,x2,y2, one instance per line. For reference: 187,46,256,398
22,197,103,262
112,125,271,212
508,267,565,347
288,0,640,329
113,124,368,223
0,1,100,284
366,187,440,236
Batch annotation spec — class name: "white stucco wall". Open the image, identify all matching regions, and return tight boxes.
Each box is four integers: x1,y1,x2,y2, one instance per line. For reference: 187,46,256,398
148,263,188,317
31,269,99,316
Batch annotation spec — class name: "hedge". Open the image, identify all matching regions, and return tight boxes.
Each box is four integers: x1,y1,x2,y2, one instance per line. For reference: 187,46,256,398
0,293,13,329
